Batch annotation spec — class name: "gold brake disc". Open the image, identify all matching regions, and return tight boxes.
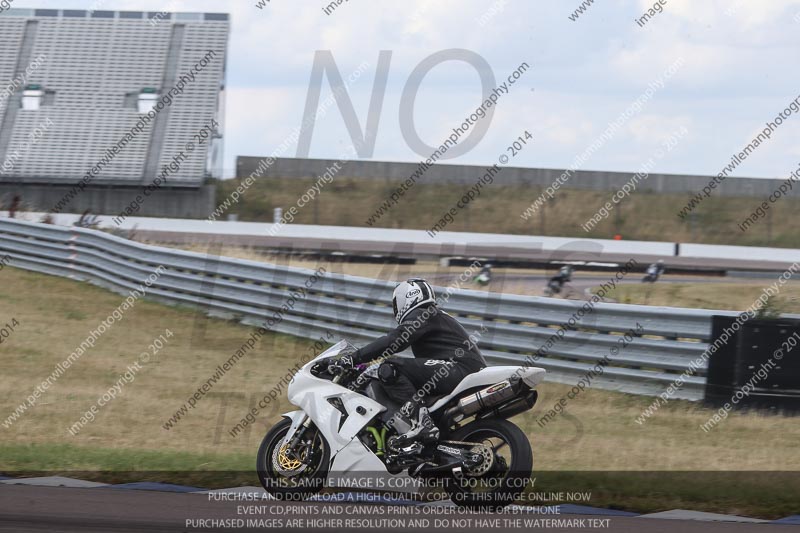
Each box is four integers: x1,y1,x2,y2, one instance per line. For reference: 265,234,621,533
278,445,303,470
272,440,309,476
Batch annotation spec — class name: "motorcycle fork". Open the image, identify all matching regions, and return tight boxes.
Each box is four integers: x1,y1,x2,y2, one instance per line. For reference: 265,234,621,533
286,415,313,459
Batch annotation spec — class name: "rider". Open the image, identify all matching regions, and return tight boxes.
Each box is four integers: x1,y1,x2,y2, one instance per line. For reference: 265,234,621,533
475,264,493,286
548,265,573,291
555,265,573,283
346,278,487,448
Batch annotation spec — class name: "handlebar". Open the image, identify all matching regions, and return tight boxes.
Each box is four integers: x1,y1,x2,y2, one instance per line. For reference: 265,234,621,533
327,363,345,376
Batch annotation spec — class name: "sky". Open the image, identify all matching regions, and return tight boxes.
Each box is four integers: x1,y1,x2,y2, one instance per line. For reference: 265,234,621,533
14,0,800,180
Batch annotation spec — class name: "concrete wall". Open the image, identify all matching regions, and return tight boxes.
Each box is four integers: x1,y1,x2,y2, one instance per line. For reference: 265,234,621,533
237,156,799,198
0,182,216,218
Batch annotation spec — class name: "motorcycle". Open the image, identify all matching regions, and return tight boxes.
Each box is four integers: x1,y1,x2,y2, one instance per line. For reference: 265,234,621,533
642,262,664,283
543,266,574,297
474,265,493,286
542,278,564,297
257,340,545,509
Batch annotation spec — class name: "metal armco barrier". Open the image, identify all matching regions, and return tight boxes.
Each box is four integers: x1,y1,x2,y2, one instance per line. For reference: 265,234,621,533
0,219,739,400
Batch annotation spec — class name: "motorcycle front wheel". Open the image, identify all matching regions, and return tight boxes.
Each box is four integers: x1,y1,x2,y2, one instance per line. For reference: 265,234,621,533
444,418,533,511
256,417,330,500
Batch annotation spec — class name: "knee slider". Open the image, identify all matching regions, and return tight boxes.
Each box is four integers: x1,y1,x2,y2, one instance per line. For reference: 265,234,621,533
378,362,398,383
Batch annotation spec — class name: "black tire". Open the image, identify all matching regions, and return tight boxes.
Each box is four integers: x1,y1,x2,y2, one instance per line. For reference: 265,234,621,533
445,418,533,511
256,417,330,500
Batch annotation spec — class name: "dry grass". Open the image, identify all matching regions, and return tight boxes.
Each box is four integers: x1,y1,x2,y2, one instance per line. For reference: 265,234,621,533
1,265,799,476
218,177,800,248
4,266,800,516
529,382,800,471
605,281,800,314
0,265,305,461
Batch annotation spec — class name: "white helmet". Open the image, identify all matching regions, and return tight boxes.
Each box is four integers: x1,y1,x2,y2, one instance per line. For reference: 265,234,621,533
392,278,436,323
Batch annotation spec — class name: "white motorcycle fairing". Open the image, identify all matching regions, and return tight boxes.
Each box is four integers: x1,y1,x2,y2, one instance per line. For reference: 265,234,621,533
279,341,547,476
282,341,389,474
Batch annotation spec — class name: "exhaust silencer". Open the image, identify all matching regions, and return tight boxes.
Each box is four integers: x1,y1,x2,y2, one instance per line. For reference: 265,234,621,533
477,390,538,421
448,379,522,421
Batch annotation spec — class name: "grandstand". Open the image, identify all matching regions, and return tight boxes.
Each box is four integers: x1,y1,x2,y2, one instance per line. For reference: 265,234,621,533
0,8,229,217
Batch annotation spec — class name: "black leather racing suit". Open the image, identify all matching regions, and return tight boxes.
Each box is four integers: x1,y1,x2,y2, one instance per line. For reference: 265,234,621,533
352,304,487,407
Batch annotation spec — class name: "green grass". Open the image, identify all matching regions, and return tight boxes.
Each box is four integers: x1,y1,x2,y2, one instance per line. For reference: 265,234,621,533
525,472,800,518
0,442,254,488
2,443,798,518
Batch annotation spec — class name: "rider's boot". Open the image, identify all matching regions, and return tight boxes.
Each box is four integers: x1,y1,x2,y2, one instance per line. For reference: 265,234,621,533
390,401,439,448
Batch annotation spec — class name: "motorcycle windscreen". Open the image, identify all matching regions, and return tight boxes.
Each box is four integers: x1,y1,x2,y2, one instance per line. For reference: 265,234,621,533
307,340,350,365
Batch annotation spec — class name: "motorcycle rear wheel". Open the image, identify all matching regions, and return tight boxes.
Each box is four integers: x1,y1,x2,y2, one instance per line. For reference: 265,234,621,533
444,418,533,511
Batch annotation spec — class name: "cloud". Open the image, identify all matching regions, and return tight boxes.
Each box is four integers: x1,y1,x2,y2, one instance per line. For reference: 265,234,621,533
627,114,691,145
17,0,800,180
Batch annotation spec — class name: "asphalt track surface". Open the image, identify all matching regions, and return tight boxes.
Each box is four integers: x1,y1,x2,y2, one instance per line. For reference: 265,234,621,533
1,485,797,533
134,230,796,273
420,272,735,300
425,272,731,285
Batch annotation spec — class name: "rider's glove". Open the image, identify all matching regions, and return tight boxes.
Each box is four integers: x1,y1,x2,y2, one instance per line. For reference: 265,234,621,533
312,357,338,375
310,361,328,376
328,355,354,375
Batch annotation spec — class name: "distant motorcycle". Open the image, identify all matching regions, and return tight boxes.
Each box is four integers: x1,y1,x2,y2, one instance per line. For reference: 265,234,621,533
474,264,493,286
256,340,545,510
642,261,664,283
75,210,100,229
543,266,574,297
